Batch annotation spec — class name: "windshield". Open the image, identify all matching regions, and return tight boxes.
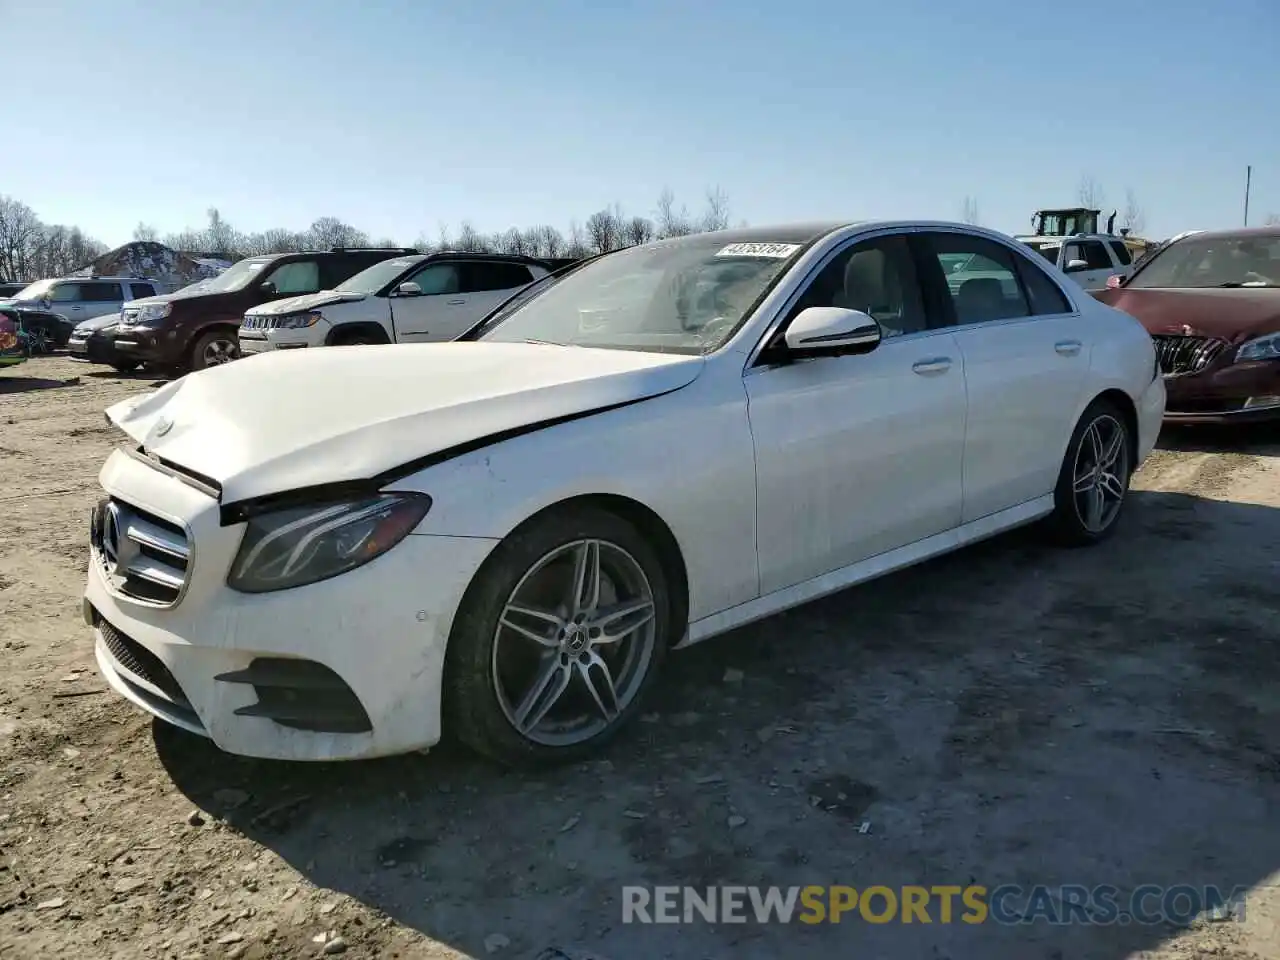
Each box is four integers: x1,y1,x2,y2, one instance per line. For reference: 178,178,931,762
1023,241,1061,265
191,258,272,294
335,256,423,294
13,278,56,301
476,236,804,354
1127,235,1280,289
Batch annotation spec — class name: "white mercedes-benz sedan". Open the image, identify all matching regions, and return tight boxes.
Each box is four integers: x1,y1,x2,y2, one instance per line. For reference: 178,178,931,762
85,221,1165,767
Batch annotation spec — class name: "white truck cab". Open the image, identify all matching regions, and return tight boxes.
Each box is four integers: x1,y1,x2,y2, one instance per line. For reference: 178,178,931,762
1016,233,1134,292
239,253,566,353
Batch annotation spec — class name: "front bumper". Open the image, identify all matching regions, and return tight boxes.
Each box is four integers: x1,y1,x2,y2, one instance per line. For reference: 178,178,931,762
85,448,499,761
68,332,125,365
238,324,326,355
108,325,183,365
1162,359,1280,425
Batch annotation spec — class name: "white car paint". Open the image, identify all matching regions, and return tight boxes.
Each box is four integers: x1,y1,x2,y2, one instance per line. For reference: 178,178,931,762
1017,234,1133,291
238,256,549,354
86,221,1166,762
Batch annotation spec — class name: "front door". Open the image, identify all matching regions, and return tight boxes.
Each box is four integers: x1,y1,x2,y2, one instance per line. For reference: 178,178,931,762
746,233,967,594
917,231,1091,521
1062,239,1117,291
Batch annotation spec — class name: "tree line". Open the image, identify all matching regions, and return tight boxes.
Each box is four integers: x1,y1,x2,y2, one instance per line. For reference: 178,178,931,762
0,187,734,282
958,176,1153,236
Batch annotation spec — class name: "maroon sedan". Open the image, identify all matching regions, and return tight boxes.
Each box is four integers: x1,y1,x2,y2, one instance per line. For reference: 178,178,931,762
1095,226,1280,424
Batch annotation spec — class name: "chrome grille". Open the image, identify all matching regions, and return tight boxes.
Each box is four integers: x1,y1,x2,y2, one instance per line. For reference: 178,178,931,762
1150,334,1228,377
241,315,264,329
91,496,191,606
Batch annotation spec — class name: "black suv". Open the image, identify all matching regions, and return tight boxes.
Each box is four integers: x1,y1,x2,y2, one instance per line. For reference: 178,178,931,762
98,247,418,372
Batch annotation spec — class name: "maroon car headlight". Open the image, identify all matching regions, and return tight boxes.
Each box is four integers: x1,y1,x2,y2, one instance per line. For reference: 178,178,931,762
227,492,432,593
1235,333,1280,363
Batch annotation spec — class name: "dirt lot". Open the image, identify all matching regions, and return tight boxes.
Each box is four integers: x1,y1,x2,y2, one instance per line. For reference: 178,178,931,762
2,354,1280,960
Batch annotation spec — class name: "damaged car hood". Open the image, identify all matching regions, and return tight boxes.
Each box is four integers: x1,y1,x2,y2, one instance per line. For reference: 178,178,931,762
105,342,704,506
246,291,369,316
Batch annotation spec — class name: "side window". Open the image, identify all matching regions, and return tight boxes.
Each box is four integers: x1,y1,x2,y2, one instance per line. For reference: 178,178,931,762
266,261,320,295
1014,257,1073,316
1108,241,1132,266
407,263,461,295
924,233,1031,325
129,282,156,299
463,262,535,293
786,235,927,338
1080,241,1113,270
79,282,123,301
49,283,83,303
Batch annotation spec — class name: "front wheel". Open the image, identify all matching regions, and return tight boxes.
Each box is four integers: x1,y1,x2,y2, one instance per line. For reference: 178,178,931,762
27,326,51,355
190,330,240,371
110,361,140,374
1046,399,1133,546
445,506,672,767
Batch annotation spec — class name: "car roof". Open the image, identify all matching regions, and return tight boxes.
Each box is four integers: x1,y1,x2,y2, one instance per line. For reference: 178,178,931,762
1166,225,1280,242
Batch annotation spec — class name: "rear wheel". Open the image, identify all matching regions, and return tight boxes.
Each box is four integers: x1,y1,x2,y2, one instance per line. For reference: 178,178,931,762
27,325,51,355
1046,398,1133,546
332,328,387,346
445,505,672,768
110,360,139,374
189,329,240,371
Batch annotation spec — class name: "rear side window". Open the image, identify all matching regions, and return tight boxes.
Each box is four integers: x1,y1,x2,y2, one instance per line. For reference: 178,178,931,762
79,282,124,301
130,282,156,299
266,260,320,295
1015,259,1073,315
1108,241,1132,266
463,262,535,293
923,233,1030,325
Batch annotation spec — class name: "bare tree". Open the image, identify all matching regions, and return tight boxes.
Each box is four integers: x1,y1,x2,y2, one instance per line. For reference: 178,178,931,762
1077,175,1106,210
565,220,588,259
454,222,489,253
133,222,159,242
585,208,624,254
1121,188,1146,235
0,196,44,279
205,208,241,258
307,216,368,251
960,196,981,226
701,186,730,232
534,225,565,258
624,216,654,247
655,187,694,239
1265,213,1280,226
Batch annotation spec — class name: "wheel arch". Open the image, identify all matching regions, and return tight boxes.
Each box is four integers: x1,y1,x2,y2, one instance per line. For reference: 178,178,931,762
1091,387,1140,466
457,492,691,649
326,322,391,346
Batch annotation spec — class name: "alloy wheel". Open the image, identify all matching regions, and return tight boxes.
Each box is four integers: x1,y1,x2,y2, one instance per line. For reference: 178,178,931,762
29,328,50,354
491,538,658,747
1071,414,1129,534
202,338,238,366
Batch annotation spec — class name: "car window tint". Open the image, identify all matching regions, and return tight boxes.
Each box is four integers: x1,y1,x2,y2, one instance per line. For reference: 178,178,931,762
1108,241,1132,266
1080,241,1112,270
464,262,534,293
408,263,461,295
925,234,1031,325
267,261,320,295
1016,260,1073,315
49,283,82,302
787,235,926,338
77,282,122,301
129,282,156,299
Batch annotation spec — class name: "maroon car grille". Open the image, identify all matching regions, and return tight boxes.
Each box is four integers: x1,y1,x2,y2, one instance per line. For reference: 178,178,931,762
1150,334,1228,377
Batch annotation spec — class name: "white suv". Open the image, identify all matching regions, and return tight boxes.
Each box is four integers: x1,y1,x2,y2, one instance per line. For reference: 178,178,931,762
0,276,158,322
238,253,563,353
1017,234,1134,291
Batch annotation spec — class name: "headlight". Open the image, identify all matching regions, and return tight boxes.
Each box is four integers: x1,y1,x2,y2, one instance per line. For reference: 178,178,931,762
125,303,171,326
1235,332,1280,363
227,492,432,594
274,311,323,330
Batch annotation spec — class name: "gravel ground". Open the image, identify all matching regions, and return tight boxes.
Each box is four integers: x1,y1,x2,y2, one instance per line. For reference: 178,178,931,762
3,354,1280,960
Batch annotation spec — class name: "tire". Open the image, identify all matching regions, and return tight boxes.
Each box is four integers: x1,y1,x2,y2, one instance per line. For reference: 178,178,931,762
110,361,140,374
189,329,240,371
445,505,673,768
1045,398,1133,546
332,329,385,347
27,325,51,355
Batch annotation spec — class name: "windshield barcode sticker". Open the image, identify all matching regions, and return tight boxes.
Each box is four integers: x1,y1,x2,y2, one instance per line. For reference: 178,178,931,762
714,242,801,259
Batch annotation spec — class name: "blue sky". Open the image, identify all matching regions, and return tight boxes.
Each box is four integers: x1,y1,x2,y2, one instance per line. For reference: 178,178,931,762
6,0,1277,246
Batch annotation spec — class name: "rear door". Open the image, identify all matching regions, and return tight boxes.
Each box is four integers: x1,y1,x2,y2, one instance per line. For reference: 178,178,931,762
386,261,464,342
458,261,538,329
917,230,1090,522
1063,239,1116,291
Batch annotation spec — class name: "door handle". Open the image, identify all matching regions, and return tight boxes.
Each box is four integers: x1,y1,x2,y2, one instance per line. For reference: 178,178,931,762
1055,340,1082,356
445,298,466,305
911,357,952,375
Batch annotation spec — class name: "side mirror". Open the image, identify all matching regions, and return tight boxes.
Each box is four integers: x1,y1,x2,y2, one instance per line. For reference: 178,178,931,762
1065,259,1089,272
783,306,881,356
394,281,422,297
259,281,277,295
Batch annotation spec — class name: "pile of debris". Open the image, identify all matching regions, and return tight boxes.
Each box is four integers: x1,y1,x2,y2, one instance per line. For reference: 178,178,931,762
72,241,230,294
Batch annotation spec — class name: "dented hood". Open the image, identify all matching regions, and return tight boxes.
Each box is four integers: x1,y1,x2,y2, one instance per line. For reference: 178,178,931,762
246,290,369,316
105,342,703,505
